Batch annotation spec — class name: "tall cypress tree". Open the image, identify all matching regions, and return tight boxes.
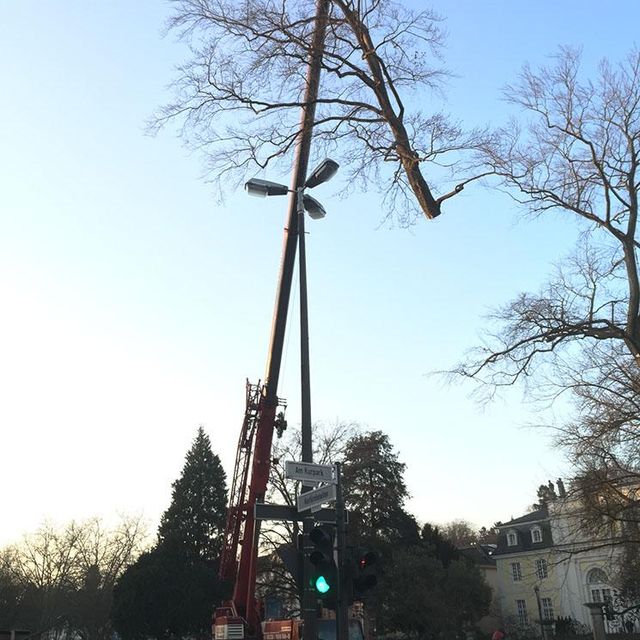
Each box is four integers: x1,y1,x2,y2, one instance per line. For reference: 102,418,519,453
158,426,228,561
113,427,228,639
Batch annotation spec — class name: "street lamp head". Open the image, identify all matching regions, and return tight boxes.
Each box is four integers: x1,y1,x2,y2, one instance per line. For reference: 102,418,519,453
244,178,290,197
302,194,326,220
304,158,339,189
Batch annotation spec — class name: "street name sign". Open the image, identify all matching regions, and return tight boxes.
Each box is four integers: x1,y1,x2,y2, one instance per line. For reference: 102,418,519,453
296,483,337,512
285,461,336,486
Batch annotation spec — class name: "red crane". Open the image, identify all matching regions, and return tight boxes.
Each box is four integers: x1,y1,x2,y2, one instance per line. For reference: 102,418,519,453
215,380,287,638
214,3,330,638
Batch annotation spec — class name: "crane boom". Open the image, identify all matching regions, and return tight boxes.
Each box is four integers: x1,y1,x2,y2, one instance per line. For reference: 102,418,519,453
215,2,329,637
219,383,286,627
219,381,262,583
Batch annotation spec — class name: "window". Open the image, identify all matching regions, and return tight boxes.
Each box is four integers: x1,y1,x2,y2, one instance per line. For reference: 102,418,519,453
591,588,612,603
541,597,554,620
536,558,548,579
531,526,543,543
587,568,611,603
516,599,529,625
511,562,523,582
507,530,518,546
587,568,608,584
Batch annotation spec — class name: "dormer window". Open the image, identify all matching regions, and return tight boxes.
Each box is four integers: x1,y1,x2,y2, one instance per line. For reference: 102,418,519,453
507,530,518,546
531,526,543,543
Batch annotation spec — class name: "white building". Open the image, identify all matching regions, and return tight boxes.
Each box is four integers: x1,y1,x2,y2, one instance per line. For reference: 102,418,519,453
493,481,638,635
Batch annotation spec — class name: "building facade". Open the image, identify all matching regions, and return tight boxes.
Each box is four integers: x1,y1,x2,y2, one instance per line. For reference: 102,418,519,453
494,508,557,631
493,483,636,635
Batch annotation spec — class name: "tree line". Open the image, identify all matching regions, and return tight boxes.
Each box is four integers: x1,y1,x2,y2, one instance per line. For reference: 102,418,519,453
0,517,147,640
0,425,493,640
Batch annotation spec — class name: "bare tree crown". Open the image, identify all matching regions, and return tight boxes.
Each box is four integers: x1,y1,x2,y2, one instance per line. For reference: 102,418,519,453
460,48,640,392
154,0,485,224
456,50,640,558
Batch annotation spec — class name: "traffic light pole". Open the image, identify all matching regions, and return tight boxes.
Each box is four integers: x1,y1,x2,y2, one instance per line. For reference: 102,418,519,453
335,463,349,640
303,517,317,640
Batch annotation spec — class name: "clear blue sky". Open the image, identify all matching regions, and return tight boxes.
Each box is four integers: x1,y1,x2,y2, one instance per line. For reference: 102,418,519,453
1,1,638,545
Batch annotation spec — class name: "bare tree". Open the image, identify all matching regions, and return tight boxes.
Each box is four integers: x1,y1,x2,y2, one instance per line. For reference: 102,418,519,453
459,47,640,391
559,364,640,576
154,0,486,224
267,418,359,511
1,517,149,640
256,420,359,613
8,521,85,637
440,519,479,548
456,47,640,576
456,47,640,433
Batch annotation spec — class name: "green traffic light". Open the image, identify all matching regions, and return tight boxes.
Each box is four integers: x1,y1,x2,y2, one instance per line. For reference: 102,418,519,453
315,575,331,594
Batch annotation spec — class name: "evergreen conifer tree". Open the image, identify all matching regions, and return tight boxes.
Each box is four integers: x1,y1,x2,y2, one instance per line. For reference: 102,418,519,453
342,430,415,544
113,427,229,639
158,426,228,560
337,430,491,638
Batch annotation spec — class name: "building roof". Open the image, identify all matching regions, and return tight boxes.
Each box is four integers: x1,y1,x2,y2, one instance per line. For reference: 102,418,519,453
497,507,548,528
493,507,553,556
458,544,497,567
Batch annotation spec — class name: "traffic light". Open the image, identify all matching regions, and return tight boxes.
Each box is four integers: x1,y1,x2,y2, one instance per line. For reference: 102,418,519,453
309,525,338,604
351,547,379,601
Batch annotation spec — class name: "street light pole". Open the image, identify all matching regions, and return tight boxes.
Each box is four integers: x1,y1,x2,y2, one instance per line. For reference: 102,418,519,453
246,162,337,639
297,189,318,640
298,189,313,465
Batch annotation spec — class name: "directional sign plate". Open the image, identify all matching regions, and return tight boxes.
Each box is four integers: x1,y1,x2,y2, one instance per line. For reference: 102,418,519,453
296,483,337,512
285,461,336,486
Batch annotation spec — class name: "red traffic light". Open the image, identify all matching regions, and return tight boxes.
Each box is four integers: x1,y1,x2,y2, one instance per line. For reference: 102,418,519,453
351,548,379,599
358,551,377,569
